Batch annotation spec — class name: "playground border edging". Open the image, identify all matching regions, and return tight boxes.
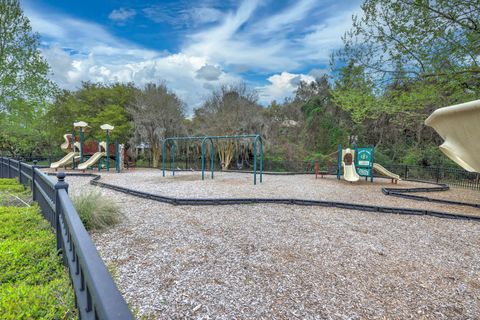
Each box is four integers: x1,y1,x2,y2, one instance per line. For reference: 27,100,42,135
48,172,480,222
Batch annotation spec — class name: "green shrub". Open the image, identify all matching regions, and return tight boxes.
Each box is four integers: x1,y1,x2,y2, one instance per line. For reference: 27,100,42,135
0,207,50,240
0,184,24,192
0,179,31,207
72,191,123,230
0,278,75,320
0,205,76,319
0,178,18,185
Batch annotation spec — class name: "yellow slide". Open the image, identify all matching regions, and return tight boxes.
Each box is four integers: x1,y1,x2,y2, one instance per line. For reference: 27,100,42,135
50,152,79,169
77,142,106,170
60,134,71,151
342,148,360,182
77,152,104,170
425,99,480,173
373,163,401,181
50,141,81,169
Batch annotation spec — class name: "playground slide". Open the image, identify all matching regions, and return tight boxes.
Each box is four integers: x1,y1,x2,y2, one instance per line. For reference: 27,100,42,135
373,163,400,181
343,162,360,182
60,134,71,151
77,152,104,170
425,99,480,173
50,152,78,169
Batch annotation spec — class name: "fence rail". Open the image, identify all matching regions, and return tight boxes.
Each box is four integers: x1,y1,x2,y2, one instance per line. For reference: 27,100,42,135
153,157,480,190
11,154,479,190
0,157,133,320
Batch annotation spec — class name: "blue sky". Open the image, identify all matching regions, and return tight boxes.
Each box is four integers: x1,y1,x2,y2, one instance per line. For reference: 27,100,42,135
21,0,361,113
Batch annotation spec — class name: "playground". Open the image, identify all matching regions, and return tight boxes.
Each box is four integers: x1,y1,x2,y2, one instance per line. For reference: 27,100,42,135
37,99,480,318
93,169,480,217
63,174,480,319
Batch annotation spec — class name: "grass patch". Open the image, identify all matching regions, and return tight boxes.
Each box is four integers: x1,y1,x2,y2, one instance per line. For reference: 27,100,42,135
0,178,30,206
0,205,76,319
0,184,24,192
72,190,124,230
0,178,18,185
0,178,76,319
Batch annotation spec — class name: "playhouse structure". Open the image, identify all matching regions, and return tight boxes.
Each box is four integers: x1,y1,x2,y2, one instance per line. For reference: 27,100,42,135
336,144,400,183
50,122,125,172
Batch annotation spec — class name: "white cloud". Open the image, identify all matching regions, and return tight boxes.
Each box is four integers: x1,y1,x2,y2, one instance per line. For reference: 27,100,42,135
255,0,318,35
23,0,360,112
308,68,328,78
196,64,223,81
257,72,315,104
108,8,136,23
184,0,359,72
296,9,358,62
188,7,223,25
22,4,243,111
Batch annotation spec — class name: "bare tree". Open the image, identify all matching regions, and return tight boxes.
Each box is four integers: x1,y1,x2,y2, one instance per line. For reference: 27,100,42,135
193,83,264,168
128,83,185,167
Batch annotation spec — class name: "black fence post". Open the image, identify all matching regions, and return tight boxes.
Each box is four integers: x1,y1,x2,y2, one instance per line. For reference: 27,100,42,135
404,165,408,179
436,167,441,184
32,160,38,201
55,172,69,252
7,158,11,178
18,160,22,185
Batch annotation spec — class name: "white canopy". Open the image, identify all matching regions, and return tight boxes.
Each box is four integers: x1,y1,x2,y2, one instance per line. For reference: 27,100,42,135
100,124,114,131
73,121,89,128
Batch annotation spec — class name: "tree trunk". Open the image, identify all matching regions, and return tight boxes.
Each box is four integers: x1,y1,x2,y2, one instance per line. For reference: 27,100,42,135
218,141,235,169
151,145,160,167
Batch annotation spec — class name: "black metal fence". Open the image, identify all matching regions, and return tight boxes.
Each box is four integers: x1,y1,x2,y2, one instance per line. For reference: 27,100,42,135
382,164,480,190
6,152,479,190
155,157,480,190
0,157,133,320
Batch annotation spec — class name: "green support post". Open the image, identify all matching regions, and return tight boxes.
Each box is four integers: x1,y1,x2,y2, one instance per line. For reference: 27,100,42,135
210,139,214,179
80,127,84,163
172,142,175,176
371,144,375,182
253,139,257,185
71,129,75,169
97,139,101,172
162,140,166,177
337,144,342,180
116,139,120,173
106,129,110,171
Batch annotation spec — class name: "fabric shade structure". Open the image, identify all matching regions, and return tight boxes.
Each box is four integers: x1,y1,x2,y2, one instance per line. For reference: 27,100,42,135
425,99,480,173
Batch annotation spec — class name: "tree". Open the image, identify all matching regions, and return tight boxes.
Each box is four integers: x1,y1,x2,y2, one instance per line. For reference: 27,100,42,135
46,82,136,151
0,0,55,112
329,0,480,165
0,0,56,155
128,83,185,167
338,0,480,88
299,76,348,155
193,83,264,169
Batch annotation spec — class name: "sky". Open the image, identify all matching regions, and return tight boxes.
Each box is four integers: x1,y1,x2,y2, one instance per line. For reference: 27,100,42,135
21,0,361,114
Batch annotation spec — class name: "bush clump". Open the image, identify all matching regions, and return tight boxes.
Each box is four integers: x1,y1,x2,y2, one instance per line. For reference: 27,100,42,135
0,178,18,185
0,184,24,192
72,190,123,230
0,205,76,319
0,178,31,206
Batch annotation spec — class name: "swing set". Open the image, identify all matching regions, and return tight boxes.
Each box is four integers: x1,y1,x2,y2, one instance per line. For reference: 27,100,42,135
161,134,263,185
